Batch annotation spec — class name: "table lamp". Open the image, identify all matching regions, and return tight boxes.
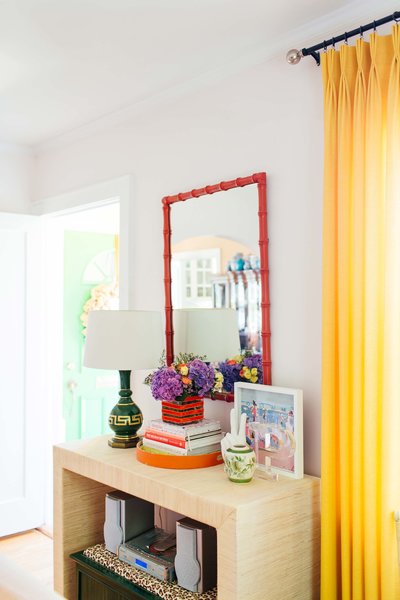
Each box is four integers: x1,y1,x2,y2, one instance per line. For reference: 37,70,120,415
173,308,240,362
83,310,163,448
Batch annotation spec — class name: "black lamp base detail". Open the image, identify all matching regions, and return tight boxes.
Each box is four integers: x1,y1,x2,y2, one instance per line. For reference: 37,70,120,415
108,435,140,449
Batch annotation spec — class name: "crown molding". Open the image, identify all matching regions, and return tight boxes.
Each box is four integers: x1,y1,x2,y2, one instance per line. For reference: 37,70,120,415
34,0,398,155
0,142,34,156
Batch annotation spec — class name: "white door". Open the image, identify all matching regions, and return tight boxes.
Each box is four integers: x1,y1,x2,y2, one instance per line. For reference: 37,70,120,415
0,213,46,536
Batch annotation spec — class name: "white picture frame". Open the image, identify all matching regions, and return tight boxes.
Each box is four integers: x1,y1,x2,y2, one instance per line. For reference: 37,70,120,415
234,382,303,479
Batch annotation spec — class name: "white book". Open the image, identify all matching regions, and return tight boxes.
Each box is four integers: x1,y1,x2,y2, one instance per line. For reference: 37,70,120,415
184,432,223,450
149,418,221,438
144,431,223,450
142,438,221,456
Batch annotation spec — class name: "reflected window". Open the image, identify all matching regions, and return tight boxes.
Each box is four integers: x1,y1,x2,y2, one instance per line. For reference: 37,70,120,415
172,249,220,308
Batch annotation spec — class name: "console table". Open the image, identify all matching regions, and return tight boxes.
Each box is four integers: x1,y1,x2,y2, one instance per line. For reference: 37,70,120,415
54,436,320,600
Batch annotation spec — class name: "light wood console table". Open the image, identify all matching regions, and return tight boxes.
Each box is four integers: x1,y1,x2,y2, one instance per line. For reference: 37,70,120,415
54,436,320,600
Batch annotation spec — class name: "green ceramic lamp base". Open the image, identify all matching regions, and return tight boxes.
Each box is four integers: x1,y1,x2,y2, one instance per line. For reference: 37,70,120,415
108,370,143,449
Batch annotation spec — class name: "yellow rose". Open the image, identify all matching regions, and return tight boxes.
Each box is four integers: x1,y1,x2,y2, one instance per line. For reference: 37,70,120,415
244,370,251,380
233,355,242,363
250,376,258,383
251,368,258,376
180,365,189,376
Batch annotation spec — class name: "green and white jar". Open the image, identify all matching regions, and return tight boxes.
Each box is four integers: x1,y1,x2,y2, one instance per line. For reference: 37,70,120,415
223,444,256,483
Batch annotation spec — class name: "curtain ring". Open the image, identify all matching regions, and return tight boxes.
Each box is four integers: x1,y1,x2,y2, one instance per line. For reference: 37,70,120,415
359,26,364,38
323,40,328,52
373,20,377,32
394,12,400,23
344,32,348,45
332,36,336,49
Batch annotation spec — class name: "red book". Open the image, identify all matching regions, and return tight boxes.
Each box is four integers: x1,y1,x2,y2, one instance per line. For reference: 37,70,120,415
144,429,186,449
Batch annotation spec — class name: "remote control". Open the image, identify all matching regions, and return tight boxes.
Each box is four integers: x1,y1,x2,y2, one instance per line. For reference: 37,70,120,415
150,533,176,553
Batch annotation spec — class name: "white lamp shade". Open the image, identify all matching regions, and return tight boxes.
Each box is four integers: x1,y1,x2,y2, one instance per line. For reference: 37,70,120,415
173,308,240,362
83,310,164,370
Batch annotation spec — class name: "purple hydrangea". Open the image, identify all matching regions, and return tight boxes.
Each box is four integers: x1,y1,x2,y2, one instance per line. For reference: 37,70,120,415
217,353,263,391
188,359,215,396
243,353,263,376
217,361,242,392
151,368,183,402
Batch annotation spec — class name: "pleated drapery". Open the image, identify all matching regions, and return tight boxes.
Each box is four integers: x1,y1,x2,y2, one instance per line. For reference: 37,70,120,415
321,27,400,600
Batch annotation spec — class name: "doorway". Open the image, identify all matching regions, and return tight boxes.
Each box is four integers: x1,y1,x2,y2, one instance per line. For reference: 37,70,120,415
0,176,131,537
43,200,121,530
46,201,120,444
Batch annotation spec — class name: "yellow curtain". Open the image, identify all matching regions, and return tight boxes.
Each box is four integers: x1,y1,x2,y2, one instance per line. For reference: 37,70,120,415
321,27,400,600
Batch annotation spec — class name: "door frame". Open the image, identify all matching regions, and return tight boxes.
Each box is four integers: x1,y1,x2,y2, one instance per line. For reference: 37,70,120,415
32,175,132,530
32,175,132,309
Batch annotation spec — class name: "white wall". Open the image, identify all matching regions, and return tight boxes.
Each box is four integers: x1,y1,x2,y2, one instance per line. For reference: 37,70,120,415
34,55,323,476
0,144,33,213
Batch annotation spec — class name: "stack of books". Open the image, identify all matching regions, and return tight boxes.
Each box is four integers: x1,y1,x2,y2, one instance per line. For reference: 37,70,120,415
142,418,222,456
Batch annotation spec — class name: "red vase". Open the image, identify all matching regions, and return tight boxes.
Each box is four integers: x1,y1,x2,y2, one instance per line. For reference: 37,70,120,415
161,396,204,424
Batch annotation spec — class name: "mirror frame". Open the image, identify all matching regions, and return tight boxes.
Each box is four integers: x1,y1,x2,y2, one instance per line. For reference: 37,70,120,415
162,172,271,395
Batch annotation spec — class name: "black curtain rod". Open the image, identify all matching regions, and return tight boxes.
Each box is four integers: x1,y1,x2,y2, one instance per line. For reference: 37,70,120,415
287,11,400,66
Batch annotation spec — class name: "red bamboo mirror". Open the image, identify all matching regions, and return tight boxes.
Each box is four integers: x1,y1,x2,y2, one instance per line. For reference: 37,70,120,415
162,172,271,399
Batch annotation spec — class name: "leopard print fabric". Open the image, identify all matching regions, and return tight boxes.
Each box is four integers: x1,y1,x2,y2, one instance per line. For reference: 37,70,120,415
83,544,217,600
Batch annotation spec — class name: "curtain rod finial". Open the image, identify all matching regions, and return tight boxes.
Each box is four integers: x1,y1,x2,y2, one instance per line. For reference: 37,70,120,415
286,49,303,65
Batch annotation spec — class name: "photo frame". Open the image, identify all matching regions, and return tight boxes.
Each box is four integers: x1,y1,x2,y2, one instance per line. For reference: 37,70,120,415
234,382,303,479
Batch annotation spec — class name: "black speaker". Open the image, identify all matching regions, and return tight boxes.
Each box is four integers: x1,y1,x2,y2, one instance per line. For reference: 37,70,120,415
175,517,217,593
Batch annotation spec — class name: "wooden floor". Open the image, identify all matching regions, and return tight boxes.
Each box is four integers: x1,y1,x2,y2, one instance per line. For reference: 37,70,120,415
0,529,54,590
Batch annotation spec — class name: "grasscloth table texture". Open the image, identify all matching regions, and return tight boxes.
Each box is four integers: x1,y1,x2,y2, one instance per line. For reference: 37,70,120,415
54,435,321,600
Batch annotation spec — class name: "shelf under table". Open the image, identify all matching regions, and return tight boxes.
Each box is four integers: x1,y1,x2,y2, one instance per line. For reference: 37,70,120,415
54,435,320,600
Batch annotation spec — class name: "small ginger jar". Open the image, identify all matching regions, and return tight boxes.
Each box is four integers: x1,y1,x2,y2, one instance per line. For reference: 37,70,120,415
223,443,256,483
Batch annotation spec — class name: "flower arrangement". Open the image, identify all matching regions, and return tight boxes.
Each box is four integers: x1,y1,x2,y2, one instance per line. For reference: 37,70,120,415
145,353,221,403
217,351,263,393
80,283,118,336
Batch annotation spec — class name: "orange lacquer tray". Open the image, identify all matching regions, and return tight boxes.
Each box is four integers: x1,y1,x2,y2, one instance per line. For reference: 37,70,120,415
136,441,224,470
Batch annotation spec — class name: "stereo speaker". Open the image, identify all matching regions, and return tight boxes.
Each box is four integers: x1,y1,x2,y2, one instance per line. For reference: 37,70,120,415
104,491,154,554
175,517,217,593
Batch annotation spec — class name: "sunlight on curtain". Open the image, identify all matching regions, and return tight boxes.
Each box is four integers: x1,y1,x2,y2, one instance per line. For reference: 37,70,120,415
321,26,400,600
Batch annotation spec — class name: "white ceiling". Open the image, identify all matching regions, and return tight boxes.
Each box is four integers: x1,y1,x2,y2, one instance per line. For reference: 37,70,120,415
0,0,395,147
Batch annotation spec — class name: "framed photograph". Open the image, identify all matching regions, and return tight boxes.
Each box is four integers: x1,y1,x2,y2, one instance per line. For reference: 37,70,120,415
234,382,303,479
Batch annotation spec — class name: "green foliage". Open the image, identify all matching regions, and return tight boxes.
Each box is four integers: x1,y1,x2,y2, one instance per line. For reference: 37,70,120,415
173,352,207,365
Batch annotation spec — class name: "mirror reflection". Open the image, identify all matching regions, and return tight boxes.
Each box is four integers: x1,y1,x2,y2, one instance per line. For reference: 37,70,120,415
171,185,261,353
